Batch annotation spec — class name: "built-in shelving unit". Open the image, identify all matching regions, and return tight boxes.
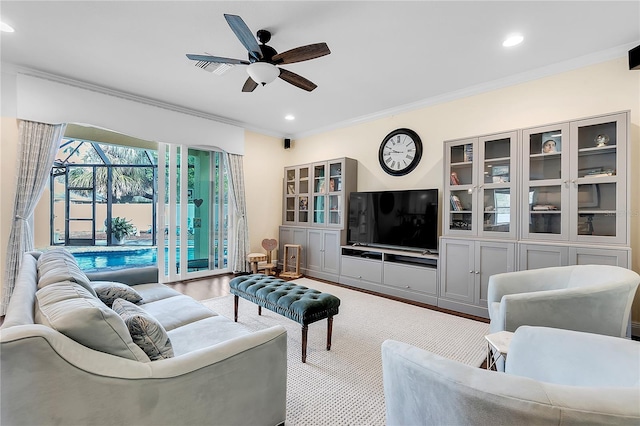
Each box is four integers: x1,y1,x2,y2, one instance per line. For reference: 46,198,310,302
440,111,631,318
280,157,357,282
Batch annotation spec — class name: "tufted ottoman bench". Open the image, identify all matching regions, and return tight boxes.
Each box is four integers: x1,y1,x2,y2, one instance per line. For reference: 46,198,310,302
229,274,340,362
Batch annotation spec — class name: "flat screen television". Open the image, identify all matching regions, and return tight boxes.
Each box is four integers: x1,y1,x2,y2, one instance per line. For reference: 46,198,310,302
347,189,439,253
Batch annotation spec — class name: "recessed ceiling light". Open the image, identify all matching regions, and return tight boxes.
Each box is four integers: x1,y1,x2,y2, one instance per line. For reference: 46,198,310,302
503,34,523,47
0,21,15,33
285,115,295,121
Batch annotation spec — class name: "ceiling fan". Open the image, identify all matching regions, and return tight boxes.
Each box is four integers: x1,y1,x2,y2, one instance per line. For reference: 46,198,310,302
186,14,331,92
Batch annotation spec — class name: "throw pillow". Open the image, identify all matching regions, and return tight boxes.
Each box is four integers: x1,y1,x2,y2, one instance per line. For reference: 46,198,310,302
35,284,150,362
91,281,143,307
112,298,174,361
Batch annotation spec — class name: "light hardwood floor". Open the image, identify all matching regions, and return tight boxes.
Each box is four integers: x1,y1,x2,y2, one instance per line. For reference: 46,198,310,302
165,274,233,301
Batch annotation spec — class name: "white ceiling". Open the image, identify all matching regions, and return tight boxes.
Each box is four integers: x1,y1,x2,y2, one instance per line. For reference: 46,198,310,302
2,1,639,139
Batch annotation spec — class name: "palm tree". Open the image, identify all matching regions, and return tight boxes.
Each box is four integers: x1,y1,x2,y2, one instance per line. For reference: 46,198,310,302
67,143,155,202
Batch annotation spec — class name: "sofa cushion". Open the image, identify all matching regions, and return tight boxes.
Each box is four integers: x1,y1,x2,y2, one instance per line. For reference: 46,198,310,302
167,316,251,356
36,247,76,269
112,298,174,360
141,295,217,331
132,283,182,303
37,257,96,298
34,282,150,362
91,281,143,307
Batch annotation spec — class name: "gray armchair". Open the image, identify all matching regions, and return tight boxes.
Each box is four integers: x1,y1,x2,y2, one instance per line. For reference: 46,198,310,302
487,265,640,338
382,326,640,426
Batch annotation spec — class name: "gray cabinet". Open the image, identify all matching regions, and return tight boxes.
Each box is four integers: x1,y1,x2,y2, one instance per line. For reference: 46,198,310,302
307,229,341,280
519,242,630,270
439,238,516,318
339,246,438,306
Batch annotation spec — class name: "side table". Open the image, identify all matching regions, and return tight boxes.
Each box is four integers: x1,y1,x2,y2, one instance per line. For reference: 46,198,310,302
247,253,267,274
484,331,514,370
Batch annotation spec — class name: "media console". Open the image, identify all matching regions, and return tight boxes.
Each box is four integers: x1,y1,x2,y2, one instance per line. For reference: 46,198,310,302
339,245,438,306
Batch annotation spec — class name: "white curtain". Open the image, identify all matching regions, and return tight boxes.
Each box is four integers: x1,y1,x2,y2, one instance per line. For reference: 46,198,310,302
1,120,66,315
224,152,250,273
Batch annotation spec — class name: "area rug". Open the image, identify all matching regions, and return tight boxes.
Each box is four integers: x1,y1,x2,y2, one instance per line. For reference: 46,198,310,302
202,278,489,426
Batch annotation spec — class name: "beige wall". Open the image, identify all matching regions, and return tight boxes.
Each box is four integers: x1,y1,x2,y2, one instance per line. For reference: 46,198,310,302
1,118,20,271
2,57,639,320
242,131,287,255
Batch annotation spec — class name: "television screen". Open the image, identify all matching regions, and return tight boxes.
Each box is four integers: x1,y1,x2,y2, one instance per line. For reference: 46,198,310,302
347,189,439,252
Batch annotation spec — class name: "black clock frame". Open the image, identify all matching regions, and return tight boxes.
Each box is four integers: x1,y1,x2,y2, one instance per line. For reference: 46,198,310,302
378,128,423,176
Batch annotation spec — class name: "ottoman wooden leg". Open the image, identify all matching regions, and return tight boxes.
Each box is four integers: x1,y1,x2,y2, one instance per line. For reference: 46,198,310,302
233,295,239,322
301,324,308,363
258,306,262,316
327,316,333,351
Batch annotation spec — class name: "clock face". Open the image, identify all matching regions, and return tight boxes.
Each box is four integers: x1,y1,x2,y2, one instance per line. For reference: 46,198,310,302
378,128,423,176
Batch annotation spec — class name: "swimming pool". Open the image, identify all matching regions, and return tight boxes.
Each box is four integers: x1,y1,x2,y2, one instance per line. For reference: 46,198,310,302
73,247,195,272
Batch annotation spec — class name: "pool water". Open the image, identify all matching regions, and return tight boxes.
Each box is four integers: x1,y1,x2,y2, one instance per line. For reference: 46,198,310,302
73,247,195,272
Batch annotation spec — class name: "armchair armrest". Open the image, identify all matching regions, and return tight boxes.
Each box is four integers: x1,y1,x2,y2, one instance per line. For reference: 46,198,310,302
382,339,640,425
499,283,633,337
506,326,640,387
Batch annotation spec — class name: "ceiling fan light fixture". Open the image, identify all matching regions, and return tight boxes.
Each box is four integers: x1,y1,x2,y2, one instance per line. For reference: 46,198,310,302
247,62,280,85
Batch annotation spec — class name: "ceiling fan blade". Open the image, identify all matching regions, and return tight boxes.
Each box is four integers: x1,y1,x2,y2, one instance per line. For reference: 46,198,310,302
278,68,317,92
242,77,259,92
186,54,250,65
224,14,262,61
272,43,331,65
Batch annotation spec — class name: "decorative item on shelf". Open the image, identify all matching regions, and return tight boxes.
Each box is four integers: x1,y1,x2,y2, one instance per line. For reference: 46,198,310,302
532,205,558,211
450,172,460,185
541,131,561,153
329,179,335,191
594,134,610,147
580,167,616,178
463,144,473,162
299,197,308,211
450,195,463,211
491,165,509,183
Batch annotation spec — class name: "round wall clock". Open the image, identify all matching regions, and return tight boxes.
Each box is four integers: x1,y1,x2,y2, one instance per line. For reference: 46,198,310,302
378,128,423,176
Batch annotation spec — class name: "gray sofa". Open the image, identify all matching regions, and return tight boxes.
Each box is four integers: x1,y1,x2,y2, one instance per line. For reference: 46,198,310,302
382,326,640,425
1,249,287,426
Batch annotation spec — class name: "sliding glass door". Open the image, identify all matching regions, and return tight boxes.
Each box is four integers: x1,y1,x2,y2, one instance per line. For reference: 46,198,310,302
158,144,230,282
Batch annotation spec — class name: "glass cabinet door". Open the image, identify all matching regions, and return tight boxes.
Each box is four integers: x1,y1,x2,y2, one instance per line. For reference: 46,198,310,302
298,166,310,224
570,113,626,243
328,161,343,225
478,132,517,239
284,168,297,224
521,123,570,240
283,165,312,225
312,163,326,225
446,140,476,234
